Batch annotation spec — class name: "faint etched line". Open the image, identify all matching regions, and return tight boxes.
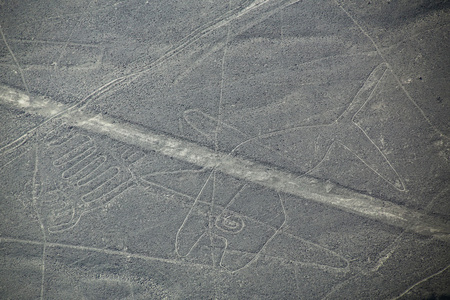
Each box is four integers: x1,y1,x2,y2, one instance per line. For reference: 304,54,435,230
31,148,47,300
0,25,29,94
61,146,97,179
229,63,406,191
2,84,450,241
370,232,404,273
332,0,449,140
282,230,350,271
175,170,216,257
214,0,232,152
0,236,223,272
321,274,358,300
48,180,134,233
75,156,107,185
36,122,136,234
224,192,287,273
223,50,379,90
391,263,450,300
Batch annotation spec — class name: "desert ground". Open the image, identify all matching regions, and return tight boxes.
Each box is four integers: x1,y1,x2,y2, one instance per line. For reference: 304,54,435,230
1,1,449,299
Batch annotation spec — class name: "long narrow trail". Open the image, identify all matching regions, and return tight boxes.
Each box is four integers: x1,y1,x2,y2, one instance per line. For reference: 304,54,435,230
1,84,449,242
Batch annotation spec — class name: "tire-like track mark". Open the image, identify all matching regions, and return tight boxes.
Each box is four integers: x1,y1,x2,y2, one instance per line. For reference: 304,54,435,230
1,84,449,242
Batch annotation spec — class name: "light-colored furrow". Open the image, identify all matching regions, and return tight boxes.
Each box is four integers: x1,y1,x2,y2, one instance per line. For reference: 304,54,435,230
1,84,449,242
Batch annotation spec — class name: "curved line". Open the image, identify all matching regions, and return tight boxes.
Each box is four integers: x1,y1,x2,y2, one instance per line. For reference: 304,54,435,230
48,207,80,233
61,146,97,179
183,109,216,140
53,137,94,167
76,155,107,186
80,179,133,210
296,141,336,179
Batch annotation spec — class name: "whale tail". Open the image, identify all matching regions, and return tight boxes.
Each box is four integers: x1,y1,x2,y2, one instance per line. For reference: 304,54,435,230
333,62,406,191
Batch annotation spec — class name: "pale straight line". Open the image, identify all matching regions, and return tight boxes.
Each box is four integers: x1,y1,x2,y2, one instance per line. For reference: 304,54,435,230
1,84,450,242
0,25,30,94
391,263,450,300
31,149,47,300
332,0,449,140
0,235,348,274
0,237,216,271
214,14,231,152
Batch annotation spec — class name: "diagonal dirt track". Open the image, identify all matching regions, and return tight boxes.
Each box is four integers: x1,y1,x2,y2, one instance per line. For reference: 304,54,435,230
1,83,449,242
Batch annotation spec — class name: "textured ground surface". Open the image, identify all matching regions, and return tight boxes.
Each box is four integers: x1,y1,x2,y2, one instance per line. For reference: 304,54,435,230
1,1,450,299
